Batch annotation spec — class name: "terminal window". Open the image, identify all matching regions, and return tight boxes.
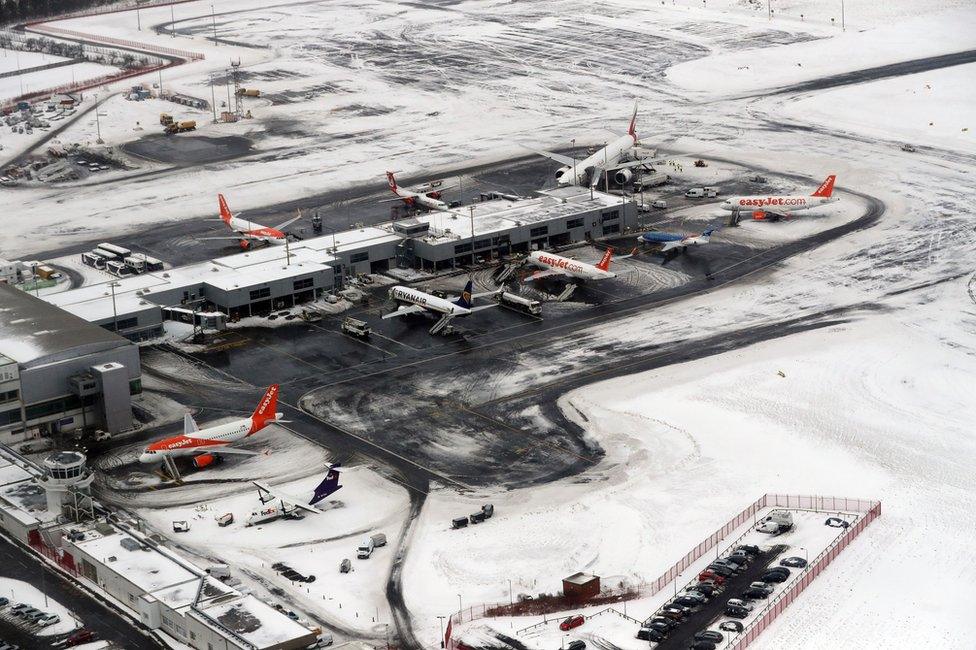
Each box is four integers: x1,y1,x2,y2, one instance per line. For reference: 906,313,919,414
601,210,620,223
566,218,584,229
249,287,271,300
0,389,18,404
454,243,472,254
350,252,369,263
293,277,314,290
530,226,549,237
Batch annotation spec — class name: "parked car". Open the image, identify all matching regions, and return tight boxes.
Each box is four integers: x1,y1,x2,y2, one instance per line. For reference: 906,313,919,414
692,582,719,596
636,627,664,642
698,571,726,585
705,564,736,578
0,597,7,607
682,590,708,603
742,587,771,599
559,615,584,631
339,559,352,574
719,620,744,633
37,613,60,627
781,556,807,568
452,517,469,529
749,581,773,593
723,554,748,567
8,604,30,615
690,642,716,650
695,630,724,643
712,558,743,571
13,606,39,618
725,604,750,619
727,599,754,611
25,609,47,622
659,608,686,621
825,517,849,528
671,596,702,609
736,545,760,556
566,641,586,650
760,571,789,584
647,618,674,631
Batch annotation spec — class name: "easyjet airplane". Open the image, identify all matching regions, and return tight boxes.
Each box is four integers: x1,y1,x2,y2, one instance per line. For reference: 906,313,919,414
720,175,839,221
200,194,302,249
138,385,283,468
522,247,629,283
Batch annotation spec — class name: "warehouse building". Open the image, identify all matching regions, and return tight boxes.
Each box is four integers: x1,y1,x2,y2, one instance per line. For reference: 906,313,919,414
0,284,141,444
43,188,637,339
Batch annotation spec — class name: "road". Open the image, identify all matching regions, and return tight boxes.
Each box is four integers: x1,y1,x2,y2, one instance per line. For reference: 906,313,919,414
0,532,160,649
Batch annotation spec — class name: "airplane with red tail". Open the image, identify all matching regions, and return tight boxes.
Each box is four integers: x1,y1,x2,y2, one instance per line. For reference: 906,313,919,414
720,175,839,221
200,194,302,249
522,247,632,283
139,385,284,468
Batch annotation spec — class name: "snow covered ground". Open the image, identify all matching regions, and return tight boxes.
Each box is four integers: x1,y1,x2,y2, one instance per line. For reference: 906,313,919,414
0,61,121,100
0,48,71,73
0,576,82,636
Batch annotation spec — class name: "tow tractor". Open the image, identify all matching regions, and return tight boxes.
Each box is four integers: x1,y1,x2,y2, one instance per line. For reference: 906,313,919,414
341,317,370,338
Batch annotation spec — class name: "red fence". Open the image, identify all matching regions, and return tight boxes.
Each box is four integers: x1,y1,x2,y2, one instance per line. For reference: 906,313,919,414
446,494,881,649
729,499,882,649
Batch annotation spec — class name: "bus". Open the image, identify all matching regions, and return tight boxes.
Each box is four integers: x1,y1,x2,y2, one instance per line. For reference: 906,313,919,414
97,243,132,259
81,251,109,269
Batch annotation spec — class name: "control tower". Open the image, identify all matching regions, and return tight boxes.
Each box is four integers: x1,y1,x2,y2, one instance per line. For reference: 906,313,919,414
39,451,95,522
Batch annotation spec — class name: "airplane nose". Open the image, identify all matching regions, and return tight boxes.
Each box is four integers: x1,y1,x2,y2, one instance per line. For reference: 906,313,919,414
138,452,157,464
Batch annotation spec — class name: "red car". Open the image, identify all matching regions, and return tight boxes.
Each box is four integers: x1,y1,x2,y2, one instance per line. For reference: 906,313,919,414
697,571,726,585
559,614,585,631
65,630,97,647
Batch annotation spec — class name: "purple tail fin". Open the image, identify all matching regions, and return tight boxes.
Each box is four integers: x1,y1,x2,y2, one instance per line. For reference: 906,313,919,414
310,464,342,505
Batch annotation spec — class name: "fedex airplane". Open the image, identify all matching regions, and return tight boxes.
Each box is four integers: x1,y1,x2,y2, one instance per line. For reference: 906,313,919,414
246,464,342,526
139,385,284,468
638,228,715,253
383,279,498,334
532,103,655,188
200,194,302,249
720,175,839,221
523,248,626,283
381,171,451,212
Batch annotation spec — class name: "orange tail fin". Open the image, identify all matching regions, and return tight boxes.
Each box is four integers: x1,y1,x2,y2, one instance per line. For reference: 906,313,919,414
811,175,836,198
596,248,614,271
249,384,279,433
218,194,233,224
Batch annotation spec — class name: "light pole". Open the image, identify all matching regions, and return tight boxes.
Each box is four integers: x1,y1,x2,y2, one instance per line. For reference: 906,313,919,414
841,0,846,31
170,5,176,37
210,73,217,122
137,5,141,30
457,593,462,613
508,579,513,607
571,138,576,185
468,206,475,267
109,281,121,332
94,95,104,144
437,615,447,648
800,547,808,564
211,4,218,44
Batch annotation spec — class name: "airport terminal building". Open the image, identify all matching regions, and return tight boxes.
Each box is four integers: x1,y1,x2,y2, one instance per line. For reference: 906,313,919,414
44,187,637,339
0,285,141,444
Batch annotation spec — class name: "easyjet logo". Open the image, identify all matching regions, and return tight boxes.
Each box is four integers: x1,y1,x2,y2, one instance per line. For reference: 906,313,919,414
738,197,806,207
256,387,277,415
538,255,583,273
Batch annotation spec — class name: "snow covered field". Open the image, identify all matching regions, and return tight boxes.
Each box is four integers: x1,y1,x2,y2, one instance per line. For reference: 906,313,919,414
0,61,120,101
0,48,71,73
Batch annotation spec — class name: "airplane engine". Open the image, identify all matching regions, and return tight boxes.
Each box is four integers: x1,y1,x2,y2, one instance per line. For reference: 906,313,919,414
555,166,573,184
192,453,217,468
614,168,633,185
752,210,767,221
238,239,251,250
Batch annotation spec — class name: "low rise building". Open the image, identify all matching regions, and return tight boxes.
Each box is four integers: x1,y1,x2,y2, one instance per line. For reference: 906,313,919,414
0,284,140,443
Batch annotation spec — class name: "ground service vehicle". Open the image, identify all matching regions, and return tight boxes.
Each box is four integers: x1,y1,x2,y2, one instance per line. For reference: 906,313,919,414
685,188,704,198
756,511,794,534
341,317,370,337
357,537,374,559
165,120,197,134
371,533,387,547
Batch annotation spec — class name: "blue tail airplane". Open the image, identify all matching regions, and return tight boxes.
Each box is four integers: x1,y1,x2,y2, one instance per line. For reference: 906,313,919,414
637,227,716,253
310,464,342,505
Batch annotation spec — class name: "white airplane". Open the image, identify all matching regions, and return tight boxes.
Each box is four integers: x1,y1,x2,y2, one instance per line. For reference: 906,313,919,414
383,279,498,334
247,465,342,526
138,385,284,468
381,171,451,212
522,248,628,283
720,175,839,221
637,228,716,253
531,103,656,188
200,194,302,249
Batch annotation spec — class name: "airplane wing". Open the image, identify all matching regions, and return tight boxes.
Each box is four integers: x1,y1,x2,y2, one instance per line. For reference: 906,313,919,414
659,240,686,253
210,447,259,456
198,236,248,241
527,148,577,167
522,269,568,283
382,304,427,319
472,288,503,299
603,158,666,172
184,413,199,434
252,481,320,514
468,304,498,313
272,213,302,231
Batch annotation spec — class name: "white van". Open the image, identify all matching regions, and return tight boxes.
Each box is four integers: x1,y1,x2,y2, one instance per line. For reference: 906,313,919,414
357,537,374,559
652,199,668,209
685,188,704,198
703,186,719,198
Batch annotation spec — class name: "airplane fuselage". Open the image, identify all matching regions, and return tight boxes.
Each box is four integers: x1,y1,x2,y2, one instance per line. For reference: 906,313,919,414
720,195,839,213
389,286,471,316
229,216,288,245
557,133,637,186
528,251,616,280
